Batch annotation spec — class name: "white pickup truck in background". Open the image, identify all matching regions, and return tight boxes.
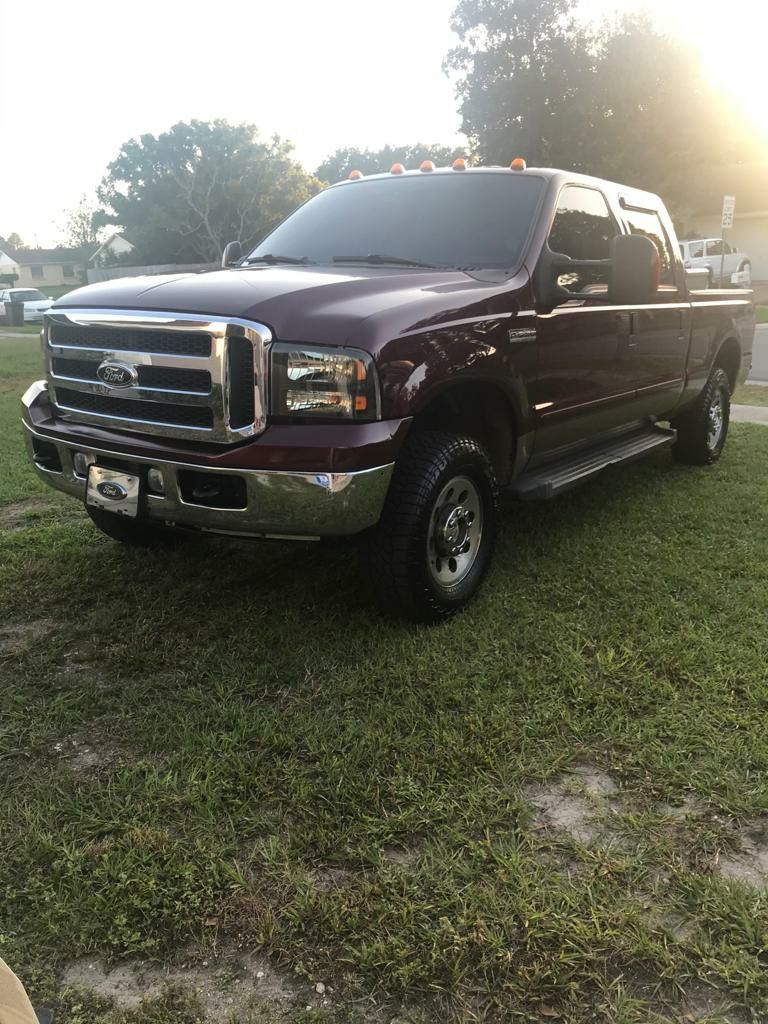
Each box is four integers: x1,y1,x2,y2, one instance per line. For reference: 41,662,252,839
679,237,752,288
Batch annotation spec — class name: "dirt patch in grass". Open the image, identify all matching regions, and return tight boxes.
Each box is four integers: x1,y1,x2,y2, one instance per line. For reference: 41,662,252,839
311,866,352,891
716,820,768,888
0,618,57,657
678,980,751,1023
382,845,421,867
62,952,325,1020
525,764,626,845
50,734,123,776
0,498,55,530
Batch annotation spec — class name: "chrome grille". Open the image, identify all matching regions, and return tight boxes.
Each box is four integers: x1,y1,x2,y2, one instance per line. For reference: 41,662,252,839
44,309,271,443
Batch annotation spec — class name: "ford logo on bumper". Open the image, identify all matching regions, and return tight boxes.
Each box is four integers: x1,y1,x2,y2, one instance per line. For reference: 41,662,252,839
96,360,138,388
96,480,128,501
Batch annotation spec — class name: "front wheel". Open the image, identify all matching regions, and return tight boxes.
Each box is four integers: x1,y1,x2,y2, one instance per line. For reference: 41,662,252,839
672,367,731,466
370,431,499,622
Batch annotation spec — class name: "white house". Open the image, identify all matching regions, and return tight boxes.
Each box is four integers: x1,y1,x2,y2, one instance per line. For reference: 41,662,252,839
89,233,135,267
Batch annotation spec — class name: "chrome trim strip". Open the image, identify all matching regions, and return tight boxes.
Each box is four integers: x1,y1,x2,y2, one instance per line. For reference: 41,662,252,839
537,302,691,317
43,308,271,445
50,371,211,398
53,401,212,434
21,416,394,538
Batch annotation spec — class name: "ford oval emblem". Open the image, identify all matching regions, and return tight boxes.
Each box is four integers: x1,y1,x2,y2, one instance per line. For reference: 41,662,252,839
97,480,128,501
96,360,138,388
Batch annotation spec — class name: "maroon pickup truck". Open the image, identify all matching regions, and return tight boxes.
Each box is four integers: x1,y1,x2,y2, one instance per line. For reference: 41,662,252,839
22,162,754,620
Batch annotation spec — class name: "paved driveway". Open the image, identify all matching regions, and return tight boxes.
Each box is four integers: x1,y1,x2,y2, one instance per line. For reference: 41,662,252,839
748,323,768,382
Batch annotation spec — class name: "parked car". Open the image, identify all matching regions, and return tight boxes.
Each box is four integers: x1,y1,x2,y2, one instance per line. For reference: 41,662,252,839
0,287,54,323
679,237,752,288
21,162,755,620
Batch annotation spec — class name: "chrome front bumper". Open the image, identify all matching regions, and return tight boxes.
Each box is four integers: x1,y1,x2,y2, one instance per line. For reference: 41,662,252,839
22,382,394,539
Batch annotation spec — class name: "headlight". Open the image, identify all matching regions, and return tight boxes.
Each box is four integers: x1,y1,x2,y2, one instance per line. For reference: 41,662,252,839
270,343,380,420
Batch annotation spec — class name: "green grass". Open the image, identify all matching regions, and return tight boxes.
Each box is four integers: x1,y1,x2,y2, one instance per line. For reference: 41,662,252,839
0,323,44,334
2,340,768,1024
755,306,768,324
734,383,768,407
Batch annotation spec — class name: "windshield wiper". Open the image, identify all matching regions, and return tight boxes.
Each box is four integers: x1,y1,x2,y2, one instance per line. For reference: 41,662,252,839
332,253,444,269
244,254,314,265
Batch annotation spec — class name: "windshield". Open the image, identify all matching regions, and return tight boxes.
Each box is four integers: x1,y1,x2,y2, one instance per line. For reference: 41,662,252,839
12,289,45,301
246,173,545,271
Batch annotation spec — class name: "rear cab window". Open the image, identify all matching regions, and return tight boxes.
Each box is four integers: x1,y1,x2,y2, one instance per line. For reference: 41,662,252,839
620,202,678,292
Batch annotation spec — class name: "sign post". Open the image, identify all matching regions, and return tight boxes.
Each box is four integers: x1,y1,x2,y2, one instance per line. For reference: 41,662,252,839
720,195,735,287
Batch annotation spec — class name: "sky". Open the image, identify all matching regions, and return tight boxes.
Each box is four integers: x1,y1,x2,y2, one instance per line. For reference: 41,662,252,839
1,0,766,248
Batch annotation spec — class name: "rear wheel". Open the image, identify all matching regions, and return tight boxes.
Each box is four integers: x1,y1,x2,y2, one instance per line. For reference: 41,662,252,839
672,367,730,466
86,506,182,546
371,431,499,622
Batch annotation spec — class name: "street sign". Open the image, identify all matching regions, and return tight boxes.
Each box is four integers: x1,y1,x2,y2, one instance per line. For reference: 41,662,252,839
722,195,736,230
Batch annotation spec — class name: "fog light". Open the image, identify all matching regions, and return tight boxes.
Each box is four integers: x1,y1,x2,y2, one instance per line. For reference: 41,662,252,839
72,451,95,477
147,467,165,494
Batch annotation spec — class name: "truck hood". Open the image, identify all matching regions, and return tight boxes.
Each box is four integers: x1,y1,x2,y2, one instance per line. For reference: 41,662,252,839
54,265,528,354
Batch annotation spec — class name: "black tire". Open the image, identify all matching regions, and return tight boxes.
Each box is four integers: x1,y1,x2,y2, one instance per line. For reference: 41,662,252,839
371,431,499,623
86,506,182,546
671,367,730,466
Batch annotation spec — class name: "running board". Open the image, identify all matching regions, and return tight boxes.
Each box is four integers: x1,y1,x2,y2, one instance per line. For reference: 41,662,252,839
510,426,677,500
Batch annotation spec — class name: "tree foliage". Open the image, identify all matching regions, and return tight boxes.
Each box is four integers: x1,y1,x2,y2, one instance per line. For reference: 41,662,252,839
97,120,322,264
446,1,764,217
316,143,467,183
61,195,100,249
6,232,25,249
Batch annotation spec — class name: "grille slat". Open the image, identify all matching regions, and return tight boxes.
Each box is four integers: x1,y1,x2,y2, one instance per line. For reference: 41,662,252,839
54,387,214,430
51,357,212,394
50,322,212,357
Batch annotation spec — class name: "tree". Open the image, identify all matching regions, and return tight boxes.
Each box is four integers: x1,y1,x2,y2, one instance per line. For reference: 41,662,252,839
97,120,322,264
445,0,598,169
61,195,100,249
316,143,467,183
6,232,24,248
445,2,766,217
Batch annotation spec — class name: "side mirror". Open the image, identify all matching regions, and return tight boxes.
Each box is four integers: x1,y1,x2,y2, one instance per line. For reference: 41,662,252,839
609,234,659,304
221,240,242,269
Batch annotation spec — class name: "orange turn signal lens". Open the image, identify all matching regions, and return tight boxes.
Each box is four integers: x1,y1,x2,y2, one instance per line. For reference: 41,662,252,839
419,160,435,172
510,157,527,171
355,396,368,412
390,163,405,174
452,158,467,171
348,169,363,180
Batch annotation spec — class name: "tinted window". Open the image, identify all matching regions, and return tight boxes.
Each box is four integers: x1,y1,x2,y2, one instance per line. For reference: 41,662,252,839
687,240,704,259
706,239,724,256
548,185,615,294
623,208,676,285
247,173,545,270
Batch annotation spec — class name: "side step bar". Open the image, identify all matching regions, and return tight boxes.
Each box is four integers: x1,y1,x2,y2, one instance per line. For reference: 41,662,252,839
510,426,677,500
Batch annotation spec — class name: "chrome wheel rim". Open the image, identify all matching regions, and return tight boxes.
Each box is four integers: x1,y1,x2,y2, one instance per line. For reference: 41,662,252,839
707,392,725,450
426,475,483,588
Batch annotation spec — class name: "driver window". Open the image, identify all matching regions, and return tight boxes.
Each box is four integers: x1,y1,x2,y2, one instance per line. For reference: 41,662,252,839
548,185,614,295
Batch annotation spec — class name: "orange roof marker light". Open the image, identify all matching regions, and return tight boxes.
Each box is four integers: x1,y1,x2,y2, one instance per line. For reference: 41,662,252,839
419,160,435,172
510,157,527,171
348,169,363,180
452,157,467,171
390,163,405,174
